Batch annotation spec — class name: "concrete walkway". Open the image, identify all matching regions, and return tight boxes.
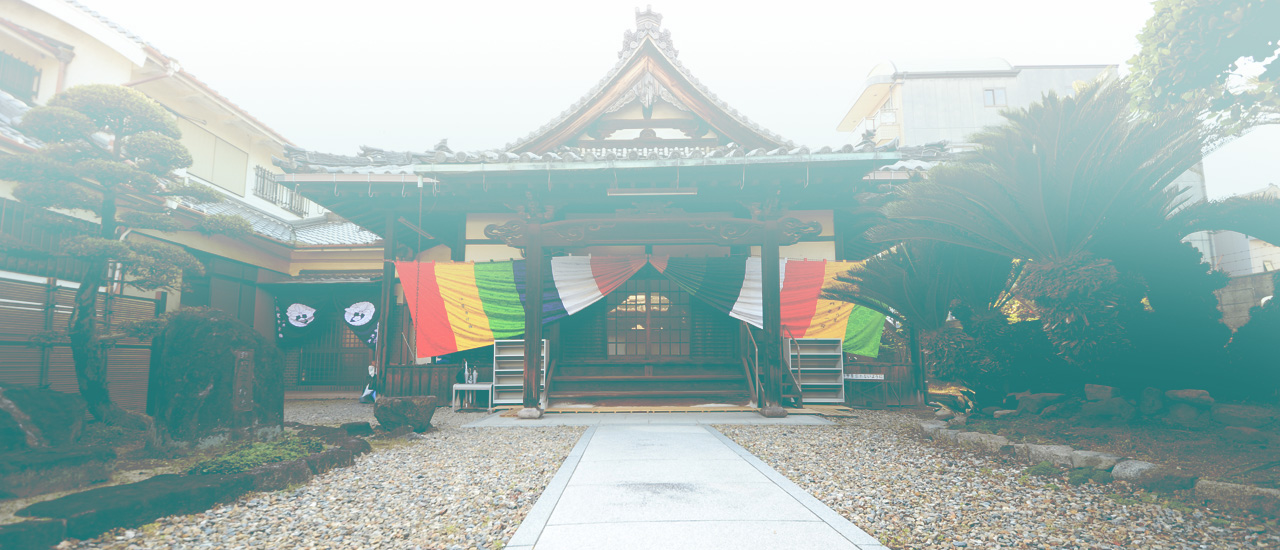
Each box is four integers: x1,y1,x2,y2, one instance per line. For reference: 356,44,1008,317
506,423,886,550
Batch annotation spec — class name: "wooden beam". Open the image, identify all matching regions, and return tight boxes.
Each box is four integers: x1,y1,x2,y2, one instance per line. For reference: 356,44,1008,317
375,213,397,393
759,219,786,417
521,223,545,417
397,217,435,240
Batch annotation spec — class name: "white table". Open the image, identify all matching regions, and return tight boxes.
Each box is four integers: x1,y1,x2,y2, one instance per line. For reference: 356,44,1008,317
452,383,493,412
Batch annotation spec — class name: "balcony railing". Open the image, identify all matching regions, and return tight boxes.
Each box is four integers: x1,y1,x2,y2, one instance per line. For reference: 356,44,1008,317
254,165,313,217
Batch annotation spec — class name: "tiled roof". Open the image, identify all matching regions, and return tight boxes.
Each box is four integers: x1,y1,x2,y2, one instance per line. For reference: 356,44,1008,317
61,0,293,145
0,89,40,151
275,141,894,174
189,200,379,246
266,271,382,285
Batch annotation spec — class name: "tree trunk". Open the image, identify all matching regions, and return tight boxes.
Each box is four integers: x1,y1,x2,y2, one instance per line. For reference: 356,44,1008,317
69,190,149,432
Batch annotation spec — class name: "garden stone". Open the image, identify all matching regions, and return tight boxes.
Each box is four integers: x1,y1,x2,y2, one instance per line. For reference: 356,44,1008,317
1084,384,1116,401
935,408,955,421
918,421,948,437
947,414,968,427
936,429,960,443
0,384,87,451
993,409,1018,419
340,421,374,436
336,436,372,456
957,432,1013,455
16,473,253,540
1222,426,1271,444
979,406,1001,417
1166,403,1205,427
0,445,115,498
374,396,438,432
1070,450,1124,471
1139,387,1164,416
304,448,355,475
1011,443,1031,462
242,459,311,492
1079,397,1137,423
1039,400,1078,419
1016,393,1067,415
1164,389,1214,407
1111,460,1197,491
1210,404,1277,428
1195,479,1280,516
1027,444,1074,467
1112,460,1158,482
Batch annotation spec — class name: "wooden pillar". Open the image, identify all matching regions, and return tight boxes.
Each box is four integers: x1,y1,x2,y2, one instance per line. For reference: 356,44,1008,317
375,213,397,395
910,324,926,406
760,220,786,417
520,222,544,418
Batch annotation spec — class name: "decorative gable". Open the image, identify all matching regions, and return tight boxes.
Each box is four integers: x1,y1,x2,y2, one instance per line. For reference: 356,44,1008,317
509,7,791,155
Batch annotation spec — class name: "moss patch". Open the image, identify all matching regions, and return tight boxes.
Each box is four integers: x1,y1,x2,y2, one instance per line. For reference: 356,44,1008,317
188,435,322,475
1023,461,1060,477
1068,467,1113,485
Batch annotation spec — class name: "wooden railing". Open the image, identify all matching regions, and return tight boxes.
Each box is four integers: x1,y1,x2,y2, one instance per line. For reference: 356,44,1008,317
382,364,456,399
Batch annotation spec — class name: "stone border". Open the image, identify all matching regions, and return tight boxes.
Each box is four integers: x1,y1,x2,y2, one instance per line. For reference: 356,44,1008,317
915,420,1280,517
505,425,596,550
1,430,382,549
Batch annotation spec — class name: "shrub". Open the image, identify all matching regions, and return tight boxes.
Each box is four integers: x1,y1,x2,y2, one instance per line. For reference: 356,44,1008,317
1067,467,1113,485
1023,461,1059,477
188,435,323,475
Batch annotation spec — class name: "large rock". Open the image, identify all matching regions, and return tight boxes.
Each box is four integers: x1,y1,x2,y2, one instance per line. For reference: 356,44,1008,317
1071,450,1124,471
0,446,115,498
1165,389,1214,407
1027,444,1075,467
304,448,355,475
1139,387,1164,416
1016,393,1067,415
0,384,87,451
150,309,284,447
934,408,955,421
16,473,253,540
1084,384,1116,402
1111,460,1197,491
242,459,311,492
1210,404,1278,428
917,421,948,437
1166,403,1206,427
1195,479,1280,516
993,409,1019,420
957,432,1014,455
1079,397,1137,423
374,396,438,432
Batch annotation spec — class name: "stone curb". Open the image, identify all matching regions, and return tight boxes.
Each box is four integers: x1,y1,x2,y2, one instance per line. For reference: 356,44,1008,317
12,435,379,548
915,420,1278,517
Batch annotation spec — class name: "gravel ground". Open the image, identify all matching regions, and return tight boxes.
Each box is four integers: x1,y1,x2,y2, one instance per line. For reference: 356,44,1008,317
284,398,380,427
65,402,584,550
720,410,1280,550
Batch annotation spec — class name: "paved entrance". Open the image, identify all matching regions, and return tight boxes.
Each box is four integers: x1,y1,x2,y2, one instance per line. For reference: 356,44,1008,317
505,423,886,550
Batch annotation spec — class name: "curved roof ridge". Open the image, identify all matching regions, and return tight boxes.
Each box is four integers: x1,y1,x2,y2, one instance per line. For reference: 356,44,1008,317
505,7,792,153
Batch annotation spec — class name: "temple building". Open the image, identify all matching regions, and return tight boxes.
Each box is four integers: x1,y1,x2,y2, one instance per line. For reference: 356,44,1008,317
274,8,919,416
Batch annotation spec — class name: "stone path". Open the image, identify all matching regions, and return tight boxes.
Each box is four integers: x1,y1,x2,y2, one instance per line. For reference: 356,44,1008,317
503,422,886,550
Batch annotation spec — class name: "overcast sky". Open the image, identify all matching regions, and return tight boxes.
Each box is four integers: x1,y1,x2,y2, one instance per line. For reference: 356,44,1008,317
79,0,1278,198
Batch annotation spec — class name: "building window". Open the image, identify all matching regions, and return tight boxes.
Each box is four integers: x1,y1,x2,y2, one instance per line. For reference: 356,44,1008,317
0,51,40,103
984,88,1007,107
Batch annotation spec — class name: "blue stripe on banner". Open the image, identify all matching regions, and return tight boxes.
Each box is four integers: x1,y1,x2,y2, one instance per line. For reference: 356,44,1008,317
513,259,569,324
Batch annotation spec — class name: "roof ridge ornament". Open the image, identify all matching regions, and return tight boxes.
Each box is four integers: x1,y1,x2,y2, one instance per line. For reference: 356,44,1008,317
621,5,676,60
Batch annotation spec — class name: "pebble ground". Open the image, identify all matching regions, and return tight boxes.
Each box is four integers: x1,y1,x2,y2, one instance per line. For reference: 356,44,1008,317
720,410,1280,550
64,403,583,550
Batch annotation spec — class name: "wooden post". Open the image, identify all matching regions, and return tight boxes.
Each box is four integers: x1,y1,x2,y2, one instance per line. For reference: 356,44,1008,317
519,222,544,418
375,213,397,395
759,220,786,417
909,324,925,406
